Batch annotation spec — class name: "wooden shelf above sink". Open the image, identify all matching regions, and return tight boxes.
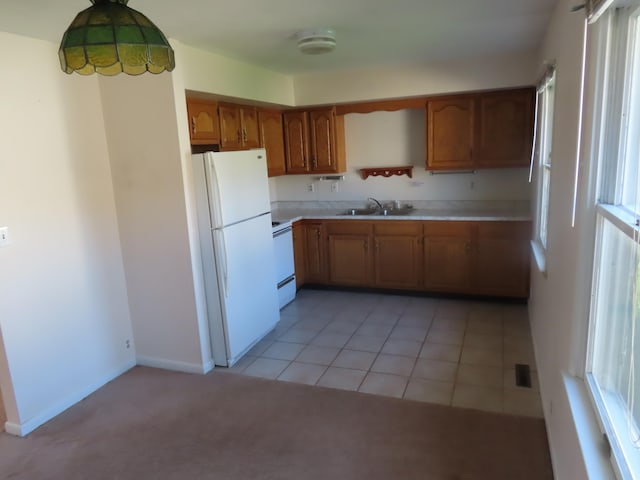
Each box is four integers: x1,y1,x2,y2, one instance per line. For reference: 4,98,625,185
360,166,414,180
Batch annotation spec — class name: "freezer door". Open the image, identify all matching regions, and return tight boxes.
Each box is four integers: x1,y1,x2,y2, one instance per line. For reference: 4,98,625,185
214,213,280,364
204,149,271,228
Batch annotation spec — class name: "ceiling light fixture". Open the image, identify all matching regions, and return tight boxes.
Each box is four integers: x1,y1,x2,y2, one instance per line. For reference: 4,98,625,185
296,28,336,55
59,0,175,76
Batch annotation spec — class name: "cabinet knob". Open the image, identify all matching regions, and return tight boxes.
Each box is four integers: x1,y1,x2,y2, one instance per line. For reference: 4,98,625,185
243,128,248,143
191,117,197,134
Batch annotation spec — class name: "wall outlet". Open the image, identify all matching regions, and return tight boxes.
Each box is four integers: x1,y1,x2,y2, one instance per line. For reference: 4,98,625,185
125,339,131,349
0,226,9,247
331,182,339,193
307,183,315,192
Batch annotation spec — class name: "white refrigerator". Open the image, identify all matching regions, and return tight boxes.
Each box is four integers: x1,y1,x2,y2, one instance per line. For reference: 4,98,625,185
192,149,280,367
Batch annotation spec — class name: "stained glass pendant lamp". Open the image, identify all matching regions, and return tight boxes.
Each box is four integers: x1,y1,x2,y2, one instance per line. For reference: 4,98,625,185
59,0,175,76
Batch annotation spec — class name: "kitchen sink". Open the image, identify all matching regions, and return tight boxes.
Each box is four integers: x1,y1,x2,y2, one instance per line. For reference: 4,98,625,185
338,208,379,216
377,207,414,216
337,207,414,216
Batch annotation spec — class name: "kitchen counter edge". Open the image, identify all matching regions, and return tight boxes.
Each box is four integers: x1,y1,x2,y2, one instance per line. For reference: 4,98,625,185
271,209,532,225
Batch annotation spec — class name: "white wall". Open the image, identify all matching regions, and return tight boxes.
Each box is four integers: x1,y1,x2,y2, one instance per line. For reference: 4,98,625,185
0,32,134,435
271,109,531,204
293,51,538,105
528,1,604,478
99,73,212,374
175,40,295,106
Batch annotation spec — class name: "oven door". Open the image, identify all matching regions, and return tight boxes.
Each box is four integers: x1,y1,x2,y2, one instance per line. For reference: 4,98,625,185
272,225,296,308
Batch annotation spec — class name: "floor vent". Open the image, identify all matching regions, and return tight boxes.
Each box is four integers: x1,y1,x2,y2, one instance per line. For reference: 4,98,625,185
515,364,532,388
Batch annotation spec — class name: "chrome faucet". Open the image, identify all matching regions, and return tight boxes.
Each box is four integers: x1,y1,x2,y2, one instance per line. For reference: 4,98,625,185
367,197,384,211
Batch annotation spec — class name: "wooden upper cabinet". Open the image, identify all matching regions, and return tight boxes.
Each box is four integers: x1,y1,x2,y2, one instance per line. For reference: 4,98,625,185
309,108,346,173
426,87,535,170
259,110,286,177
427,97,475,170
284,107,346,174
219,103,261,150
477,89,534,168
283,111,309,174
240,107,260,148
218,103,242,149
186,98,220,145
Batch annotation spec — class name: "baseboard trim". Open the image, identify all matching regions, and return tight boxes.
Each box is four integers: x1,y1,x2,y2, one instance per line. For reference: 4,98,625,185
4,360,136,437
202,358,215,374
136,355,212,374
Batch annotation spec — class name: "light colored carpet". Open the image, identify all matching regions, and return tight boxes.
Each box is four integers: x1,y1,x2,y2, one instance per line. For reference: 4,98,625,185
0,366,553,479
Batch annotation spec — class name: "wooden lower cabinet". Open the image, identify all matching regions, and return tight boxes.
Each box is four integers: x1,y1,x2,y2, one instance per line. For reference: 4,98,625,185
304,222,327,284
373,222,422,289
475,222,530,297
326,222,372,286
423,220,530,298
292,221,306,288
423,222,473,293
292,219,530,299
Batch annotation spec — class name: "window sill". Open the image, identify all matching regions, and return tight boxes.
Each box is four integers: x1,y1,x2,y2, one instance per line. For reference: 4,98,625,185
530,239,547,275
563,374,616,479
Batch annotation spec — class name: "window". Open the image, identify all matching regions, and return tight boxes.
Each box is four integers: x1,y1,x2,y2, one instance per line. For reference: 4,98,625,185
586,4,640,478
531,67,556,271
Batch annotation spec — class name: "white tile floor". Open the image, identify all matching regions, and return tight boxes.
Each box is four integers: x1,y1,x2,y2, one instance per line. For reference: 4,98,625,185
225,289,543,418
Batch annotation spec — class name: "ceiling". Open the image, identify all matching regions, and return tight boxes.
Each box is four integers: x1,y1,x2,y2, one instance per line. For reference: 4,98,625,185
0,0,558,75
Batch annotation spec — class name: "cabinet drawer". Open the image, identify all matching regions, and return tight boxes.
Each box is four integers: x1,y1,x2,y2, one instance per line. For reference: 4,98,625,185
326,221,373,235
373,221,421,236
477,221,530,239
423,221,472,237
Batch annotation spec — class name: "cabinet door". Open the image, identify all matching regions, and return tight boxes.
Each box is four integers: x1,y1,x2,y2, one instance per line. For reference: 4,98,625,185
309,108,337,172
423,222,473,292
186,99,220,145
241,107,260,148
219,104,242,150
292,221,306,288
475,222,530,298
328,234,372,286
427,98,475,170
326,221,372,286
477,89,534,168
284,111,309,174
304,223,326,283
373,222,422,289
259,110,286,177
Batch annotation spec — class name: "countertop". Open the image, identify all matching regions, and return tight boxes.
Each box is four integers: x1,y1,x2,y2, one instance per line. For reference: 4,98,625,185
271,201,531,225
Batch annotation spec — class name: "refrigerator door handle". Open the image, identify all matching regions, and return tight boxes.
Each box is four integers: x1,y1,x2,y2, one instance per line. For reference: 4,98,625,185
207,155,225,228
214,229,229,298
